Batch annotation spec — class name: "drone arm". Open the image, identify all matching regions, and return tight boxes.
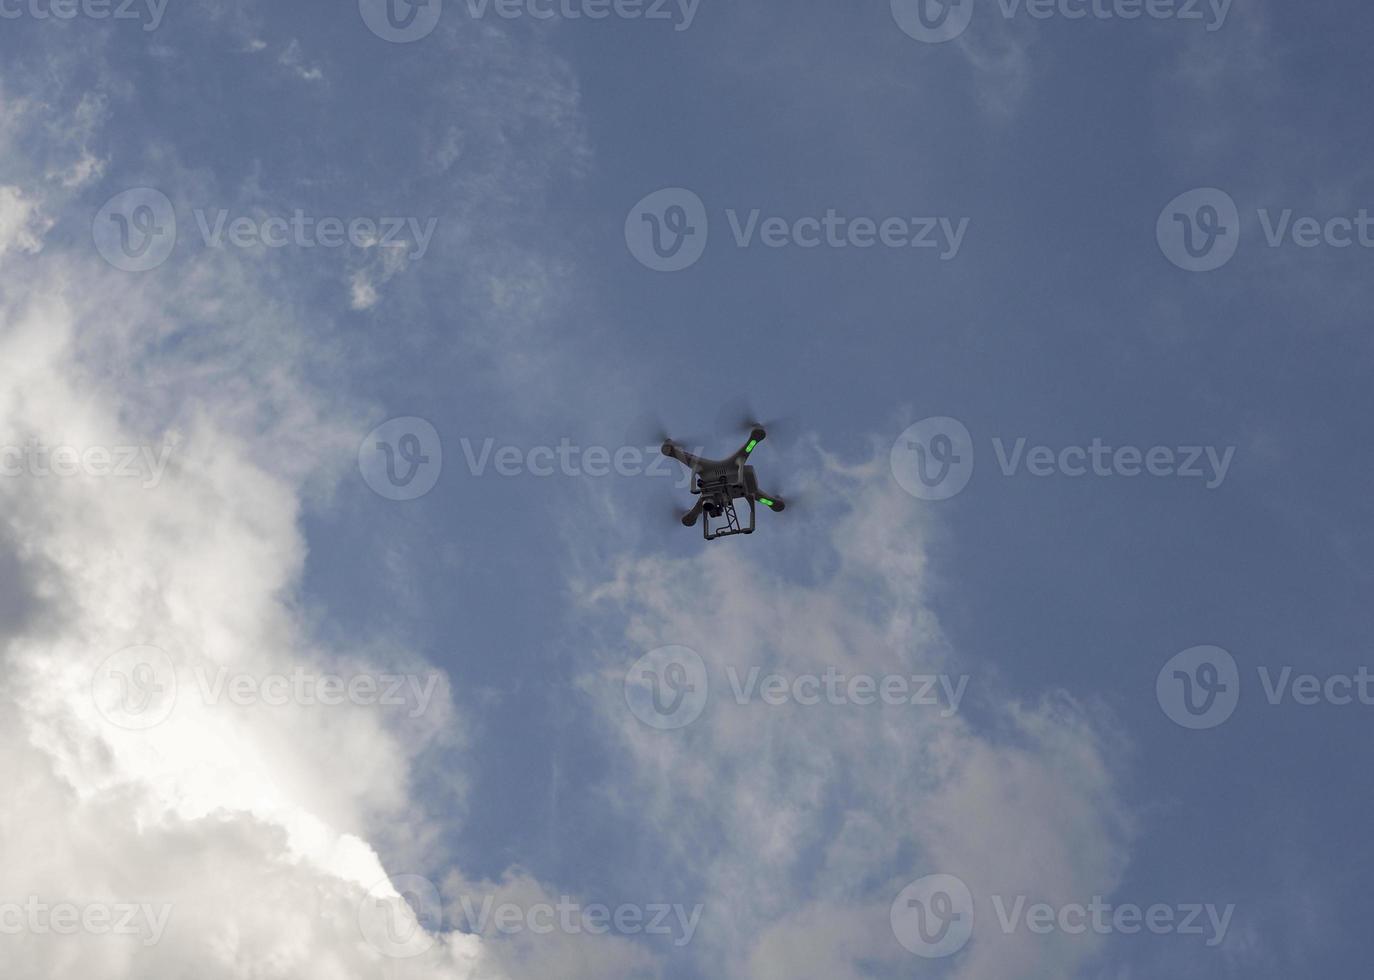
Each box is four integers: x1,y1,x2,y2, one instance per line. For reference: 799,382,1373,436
729,427,767,464
661,441,704,471
752,491,785,513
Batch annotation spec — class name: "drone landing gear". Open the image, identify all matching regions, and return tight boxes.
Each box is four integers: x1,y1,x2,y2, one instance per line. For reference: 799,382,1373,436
702,495,755,541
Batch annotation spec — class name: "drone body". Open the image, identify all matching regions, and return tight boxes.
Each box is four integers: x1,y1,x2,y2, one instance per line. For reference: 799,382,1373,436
661,426,785,540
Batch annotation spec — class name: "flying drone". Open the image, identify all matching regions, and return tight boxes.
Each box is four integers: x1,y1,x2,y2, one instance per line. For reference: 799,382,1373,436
661,424,786,540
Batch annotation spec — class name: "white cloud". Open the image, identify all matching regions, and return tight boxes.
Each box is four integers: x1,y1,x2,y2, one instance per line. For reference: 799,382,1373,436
0,243,511,977
0,56,495,977
0,8,645,974
279,39,325,83
0,184,51,257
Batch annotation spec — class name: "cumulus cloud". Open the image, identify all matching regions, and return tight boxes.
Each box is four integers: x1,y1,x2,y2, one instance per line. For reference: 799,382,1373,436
0,40,501,979
0,2,650,973
0,231,509,979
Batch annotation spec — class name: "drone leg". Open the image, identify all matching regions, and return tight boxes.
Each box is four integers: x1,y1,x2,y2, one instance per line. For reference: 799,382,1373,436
681,498,705,527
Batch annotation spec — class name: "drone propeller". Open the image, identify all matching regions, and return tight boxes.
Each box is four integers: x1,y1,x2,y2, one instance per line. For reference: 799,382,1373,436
624,413,670,450
763,477,811,514
716,398,793,442
679,498,705,527
636,492,699,532
626,414,711,461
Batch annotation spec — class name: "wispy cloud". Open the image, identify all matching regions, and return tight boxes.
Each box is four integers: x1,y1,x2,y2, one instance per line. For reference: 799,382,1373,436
574,442,1135,978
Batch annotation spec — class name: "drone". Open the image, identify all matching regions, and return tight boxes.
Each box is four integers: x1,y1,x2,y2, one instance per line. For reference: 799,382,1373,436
661,425,786,540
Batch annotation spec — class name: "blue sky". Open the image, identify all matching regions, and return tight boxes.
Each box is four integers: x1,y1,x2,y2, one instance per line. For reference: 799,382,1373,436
1,1,1371,977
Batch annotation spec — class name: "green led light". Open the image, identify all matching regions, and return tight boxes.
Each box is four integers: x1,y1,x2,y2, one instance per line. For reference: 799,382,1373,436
745,439,758,453
758,497,774,508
